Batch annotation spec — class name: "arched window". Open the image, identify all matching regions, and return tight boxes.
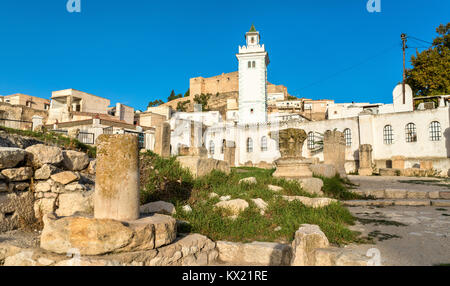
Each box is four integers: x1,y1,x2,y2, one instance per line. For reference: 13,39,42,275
429,121,441,141
261,136,268,152
344,129,352,146
247,138,253,153
248,61,251,68
252,61,256,68
209,141,215,154
307,132,315,150
405,123,417,142
383,125,394,145
221,139,225,154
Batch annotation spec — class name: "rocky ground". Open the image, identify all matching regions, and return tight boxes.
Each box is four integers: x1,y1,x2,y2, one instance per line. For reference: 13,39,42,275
347,205,450,266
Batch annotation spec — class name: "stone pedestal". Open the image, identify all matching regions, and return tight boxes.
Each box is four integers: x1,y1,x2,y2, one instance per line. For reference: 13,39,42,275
358,144,373,176
94,134,140,221
272,158,313,179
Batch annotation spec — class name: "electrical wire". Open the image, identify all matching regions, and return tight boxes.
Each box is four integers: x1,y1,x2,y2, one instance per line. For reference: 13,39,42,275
298,43,398,91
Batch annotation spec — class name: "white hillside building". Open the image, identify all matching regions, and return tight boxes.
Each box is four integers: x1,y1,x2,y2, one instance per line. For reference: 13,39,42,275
169,26,450,177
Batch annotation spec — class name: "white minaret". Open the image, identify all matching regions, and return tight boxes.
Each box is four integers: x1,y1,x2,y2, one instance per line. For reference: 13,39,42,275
236,25,270,124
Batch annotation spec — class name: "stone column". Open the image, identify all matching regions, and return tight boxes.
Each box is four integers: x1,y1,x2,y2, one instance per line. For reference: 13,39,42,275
224,141,236,167
154,122,171,158
94,134,140,221
187,121,207,157
358,144,373,176
323,130,347,177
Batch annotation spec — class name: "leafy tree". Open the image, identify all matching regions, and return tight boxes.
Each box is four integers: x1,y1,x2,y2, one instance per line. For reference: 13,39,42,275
167,90,183,102
406,23,450,97
176,100,190,112
184,89,190,98
147,99,164,108
193,93,211,111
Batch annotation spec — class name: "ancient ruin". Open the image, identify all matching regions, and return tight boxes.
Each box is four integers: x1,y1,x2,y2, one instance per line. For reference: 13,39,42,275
271,128,313,179
176,121,230,178
323,130,347,178
358,144,373,176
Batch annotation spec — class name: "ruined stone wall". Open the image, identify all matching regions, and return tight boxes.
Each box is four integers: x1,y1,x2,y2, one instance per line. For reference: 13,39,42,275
0,143,95,233
190,72,239,97
0,102,48,129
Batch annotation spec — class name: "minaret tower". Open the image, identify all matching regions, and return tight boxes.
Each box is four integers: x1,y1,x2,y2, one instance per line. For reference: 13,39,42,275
236,24,270,124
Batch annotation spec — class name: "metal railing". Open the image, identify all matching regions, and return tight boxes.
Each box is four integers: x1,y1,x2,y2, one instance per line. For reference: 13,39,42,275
50,129,68,135
124,130,145,149
103,126,114,135
78,132,95,145
50,129,95,145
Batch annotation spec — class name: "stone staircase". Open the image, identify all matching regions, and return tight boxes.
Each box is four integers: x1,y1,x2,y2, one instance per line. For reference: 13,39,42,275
343,188,450,207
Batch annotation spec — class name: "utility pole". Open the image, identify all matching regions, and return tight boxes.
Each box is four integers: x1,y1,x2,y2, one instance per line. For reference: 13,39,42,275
401,33,408,105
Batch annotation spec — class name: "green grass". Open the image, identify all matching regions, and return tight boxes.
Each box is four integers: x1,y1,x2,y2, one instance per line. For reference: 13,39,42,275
318,175,363,200
140,152,361,245
0,126,96,158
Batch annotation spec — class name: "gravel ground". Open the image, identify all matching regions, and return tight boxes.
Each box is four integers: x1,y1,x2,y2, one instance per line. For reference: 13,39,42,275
347,205,450,266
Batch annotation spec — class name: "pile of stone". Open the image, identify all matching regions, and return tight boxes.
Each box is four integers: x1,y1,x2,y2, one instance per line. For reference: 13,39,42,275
0,145,95,232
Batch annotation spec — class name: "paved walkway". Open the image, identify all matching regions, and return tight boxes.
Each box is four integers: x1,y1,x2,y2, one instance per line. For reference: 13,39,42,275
348,175,450,193
347,205,450,266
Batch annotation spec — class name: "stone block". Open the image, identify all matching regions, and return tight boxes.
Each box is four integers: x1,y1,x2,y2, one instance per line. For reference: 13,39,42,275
291,224,329,266
0,147,26,169
176,156,230,178
379,168,401,176
298,177,324,196
309,164,337,178
273,158,312,179
140,201,176,215
384,189,407,199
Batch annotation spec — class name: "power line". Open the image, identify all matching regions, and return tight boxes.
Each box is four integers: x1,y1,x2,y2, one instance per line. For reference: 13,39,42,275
298,43,398,91
407,35,433,45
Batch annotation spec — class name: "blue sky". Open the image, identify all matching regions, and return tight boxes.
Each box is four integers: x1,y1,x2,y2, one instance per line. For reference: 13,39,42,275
0,0,448,110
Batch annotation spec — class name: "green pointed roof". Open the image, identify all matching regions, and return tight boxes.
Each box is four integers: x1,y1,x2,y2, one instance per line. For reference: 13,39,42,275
249,24,256,32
